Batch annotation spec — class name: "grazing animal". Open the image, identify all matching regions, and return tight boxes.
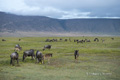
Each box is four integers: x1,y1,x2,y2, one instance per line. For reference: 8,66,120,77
10,52,19,66
45,39,58,42
65,39,68,42
14,47,22,51
19,39,21,41
111,38,114,40
60,38,62,41
23,49,35,61
54,39,58,42
36,50,44,64
77,40,81,44
44,53,53,64
86,40,91,42
44,53,52,57
15,44,20,48
2,39,6,41
74,50,79,60
77,40,84,44
45,39,50,42
94,38,99,42
50,40,53,42
74,39,78,42
43,45,51,51
14,44,22,51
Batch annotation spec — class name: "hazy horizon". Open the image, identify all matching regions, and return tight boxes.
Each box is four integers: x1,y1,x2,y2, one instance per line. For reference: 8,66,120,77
0,31,119,37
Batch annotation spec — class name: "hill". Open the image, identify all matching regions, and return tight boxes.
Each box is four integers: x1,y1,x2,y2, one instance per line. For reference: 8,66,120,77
0,11,120,36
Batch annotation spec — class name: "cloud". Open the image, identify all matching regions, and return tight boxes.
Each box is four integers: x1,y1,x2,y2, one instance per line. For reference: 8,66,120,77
0,0,39,14
0,0,120,19
60,10,91,19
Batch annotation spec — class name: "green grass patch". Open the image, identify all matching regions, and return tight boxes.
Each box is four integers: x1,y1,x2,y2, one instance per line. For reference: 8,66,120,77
0,37,120,80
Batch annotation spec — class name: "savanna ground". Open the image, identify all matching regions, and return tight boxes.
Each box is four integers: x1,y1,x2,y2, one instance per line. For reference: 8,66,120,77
0,37,120,80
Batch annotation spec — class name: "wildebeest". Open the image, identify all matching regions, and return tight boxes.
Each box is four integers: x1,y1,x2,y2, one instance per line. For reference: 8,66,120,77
15,44,20,48
86,39,91,42
19,39,21,41
59,38,62,41
43,45,51,51
23,49,35,61
2,39,6,41
44,53,53,64
94,38,99,42
77,40,85,44
65,39,68,42
36,50,44,64
74,39,79,42
10,52,19,66
14,44,22,51
77,40,83,44
111,38,114,40
52,39,57,42
45,39,58,42
14,47,22,51
45,39,50,42
74,50,79,60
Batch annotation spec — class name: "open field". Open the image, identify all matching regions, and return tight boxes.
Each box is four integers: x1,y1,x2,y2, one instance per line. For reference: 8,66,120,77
0,37,120,80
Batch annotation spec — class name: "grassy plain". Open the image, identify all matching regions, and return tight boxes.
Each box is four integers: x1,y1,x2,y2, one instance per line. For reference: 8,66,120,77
0,37,120,80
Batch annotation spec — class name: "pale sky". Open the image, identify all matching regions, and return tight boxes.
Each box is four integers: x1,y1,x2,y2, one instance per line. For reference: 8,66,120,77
0,0,120,19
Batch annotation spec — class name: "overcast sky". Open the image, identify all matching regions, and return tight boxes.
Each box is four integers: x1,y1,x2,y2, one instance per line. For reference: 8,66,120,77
0,0,120,19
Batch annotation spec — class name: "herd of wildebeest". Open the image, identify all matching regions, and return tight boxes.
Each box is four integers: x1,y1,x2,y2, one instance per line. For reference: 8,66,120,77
1,37,114,66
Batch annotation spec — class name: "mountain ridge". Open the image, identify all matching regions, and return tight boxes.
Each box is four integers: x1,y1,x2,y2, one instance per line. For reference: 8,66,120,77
0,11,120,36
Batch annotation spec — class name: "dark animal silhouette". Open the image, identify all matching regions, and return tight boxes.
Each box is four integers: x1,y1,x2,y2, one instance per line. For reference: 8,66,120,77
111,38,114,40
19,39,21,41
65,39,68,42
86,40,91,42
59,38,62,41
36,50,44,64
45,39,58,42
45,39,50,42
10,52,19,66
74,39,78,42
77,40,85,44
74,50,79,59
77,40,83,44
43,45,51,51
23,49,35,61
94,38,99,42
2,39,6,41
53,39,57,42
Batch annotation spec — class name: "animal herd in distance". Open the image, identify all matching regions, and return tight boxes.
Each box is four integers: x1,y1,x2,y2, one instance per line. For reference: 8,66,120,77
6,37,114,66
